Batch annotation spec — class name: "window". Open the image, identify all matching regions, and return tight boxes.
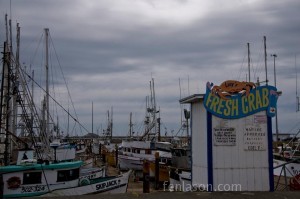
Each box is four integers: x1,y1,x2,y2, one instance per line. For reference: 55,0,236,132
23,172,42,184
145,149,151,155
57,168,79,182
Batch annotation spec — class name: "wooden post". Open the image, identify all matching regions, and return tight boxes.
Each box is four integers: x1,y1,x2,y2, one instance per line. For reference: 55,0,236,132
0,173,3,197
143,160,150,193
101,144,106,163
115,144,118,167
99,143,102,155
155,152,160,190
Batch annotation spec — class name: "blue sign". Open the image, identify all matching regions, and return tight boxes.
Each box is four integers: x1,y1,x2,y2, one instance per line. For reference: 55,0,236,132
204,81,279,119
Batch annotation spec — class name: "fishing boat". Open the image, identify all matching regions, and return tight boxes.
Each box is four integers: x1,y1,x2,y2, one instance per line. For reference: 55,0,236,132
80,166,106,181
0,158,131,198
168,113,192,191
42,170,131,196
118,79,173,172
273,132,300,178
168,169,191,192
118,140,172,171
0,16,132,197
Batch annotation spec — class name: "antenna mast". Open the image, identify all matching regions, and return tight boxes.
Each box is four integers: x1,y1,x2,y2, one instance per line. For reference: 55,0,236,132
264,36,268,85
247,43,251,81
296,55,299,112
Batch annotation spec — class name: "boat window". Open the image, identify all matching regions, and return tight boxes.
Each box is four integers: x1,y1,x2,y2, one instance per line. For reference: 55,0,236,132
23,172,42,184
136,149,140,154
145,149,151,154
57,168,79,182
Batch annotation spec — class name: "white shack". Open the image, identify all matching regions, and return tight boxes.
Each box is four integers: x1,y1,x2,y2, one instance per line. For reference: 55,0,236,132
180,81,279,191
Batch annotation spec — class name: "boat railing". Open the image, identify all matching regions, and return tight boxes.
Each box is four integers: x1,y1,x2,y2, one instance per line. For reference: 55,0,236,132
274,157,300,191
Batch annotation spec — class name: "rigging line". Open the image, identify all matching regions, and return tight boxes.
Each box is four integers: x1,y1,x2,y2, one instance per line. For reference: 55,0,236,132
237,46,247,81
253,38,265,82
19,66,90,134
29,33,43,66
5,43,48,157
250,56,255,82
48,34,83,134
48,44,60,129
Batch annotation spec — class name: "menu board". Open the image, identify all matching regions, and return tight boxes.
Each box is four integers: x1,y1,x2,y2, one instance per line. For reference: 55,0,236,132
244,126,267,151
213,127,236,146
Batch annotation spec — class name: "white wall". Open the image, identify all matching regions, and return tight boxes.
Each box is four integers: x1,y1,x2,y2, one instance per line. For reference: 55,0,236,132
211,111,270,191
191,101,208,187
191,98,271,191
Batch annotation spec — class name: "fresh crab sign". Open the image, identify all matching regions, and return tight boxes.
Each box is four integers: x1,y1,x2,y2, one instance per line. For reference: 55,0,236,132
204,80,279,119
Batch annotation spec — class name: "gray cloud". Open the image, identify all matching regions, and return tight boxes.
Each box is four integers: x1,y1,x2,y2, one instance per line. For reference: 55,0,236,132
1,0,300,136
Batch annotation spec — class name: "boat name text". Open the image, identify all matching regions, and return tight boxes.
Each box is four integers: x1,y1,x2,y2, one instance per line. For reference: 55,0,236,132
21,185,47,193
96,179,120,190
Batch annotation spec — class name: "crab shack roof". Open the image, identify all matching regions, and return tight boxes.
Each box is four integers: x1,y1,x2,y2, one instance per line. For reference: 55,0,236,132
179,94,205,104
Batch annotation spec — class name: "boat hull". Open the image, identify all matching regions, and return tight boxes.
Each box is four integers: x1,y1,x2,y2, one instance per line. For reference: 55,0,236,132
273,158,300,177
40,170,131,197
118,155,143,170
168,169,191,192
149,162,170,182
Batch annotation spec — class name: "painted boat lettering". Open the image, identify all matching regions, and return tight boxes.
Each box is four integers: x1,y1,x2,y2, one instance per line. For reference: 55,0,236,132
81,173,96,180
21,185,47,193
291,167,300,176
96,179,121,191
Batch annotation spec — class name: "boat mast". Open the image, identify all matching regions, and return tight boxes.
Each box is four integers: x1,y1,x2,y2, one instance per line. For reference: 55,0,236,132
151,78,157,139
1,41,11,165
1,14,13,165
92,101,93,134
11,23,20,142
45,28,50,147
129,112,133,137
264,36,268,85
247,42,251,81
296,55,299,111
110,106,113,140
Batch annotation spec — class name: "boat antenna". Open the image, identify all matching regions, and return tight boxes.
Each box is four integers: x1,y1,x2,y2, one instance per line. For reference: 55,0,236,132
188,75,190,96
92,101,94,134
247,42,251,82
296,54,299,112
179,78,183,126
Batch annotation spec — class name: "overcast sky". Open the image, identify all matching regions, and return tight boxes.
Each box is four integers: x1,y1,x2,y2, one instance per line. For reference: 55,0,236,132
1,0,300,137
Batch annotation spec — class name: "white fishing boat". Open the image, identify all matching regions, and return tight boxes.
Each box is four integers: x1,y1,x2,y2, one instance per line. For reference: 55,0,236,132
118,79,172,171
80,166,106,182
0,18,131,197
43,170,131,197
168,168,192,192
273,156,300,177
118,140,172,171
273,131,300,178
0,159,131,198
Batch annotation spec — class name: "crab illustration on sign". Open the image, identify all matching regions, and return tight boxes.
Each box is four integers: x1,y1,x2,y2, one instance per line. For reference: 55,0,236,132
204,81,279,119
211,80,256,100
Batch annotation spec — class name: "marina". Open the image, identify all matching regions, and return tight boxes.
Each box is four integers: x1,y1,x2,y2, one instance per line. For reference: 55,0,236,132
1,1,300,198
